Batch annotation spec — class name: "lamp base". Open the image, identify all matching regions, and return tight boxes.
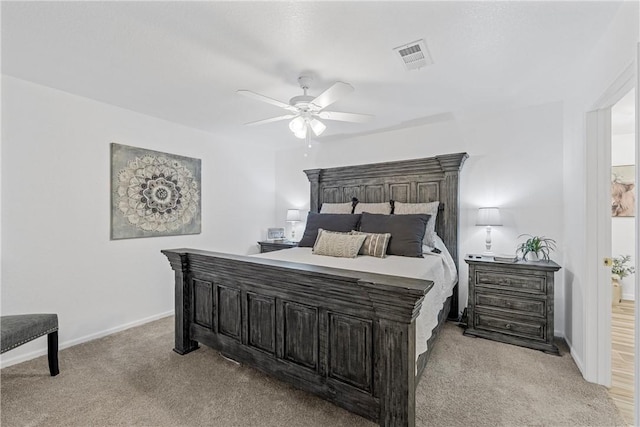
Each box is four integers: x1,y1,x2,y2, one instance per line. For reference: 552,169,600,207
484,226,494,256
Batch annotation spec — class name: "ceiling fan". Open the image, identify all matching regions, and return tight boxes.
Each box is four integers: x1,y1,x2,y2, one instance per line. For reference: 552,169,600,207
238,74,373,139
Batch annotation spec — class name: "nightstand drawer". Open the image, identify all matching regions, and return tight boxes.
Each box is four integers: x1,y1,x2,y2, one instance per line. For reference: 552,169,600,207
258,241,298,253
476,271,546,294
475,312,545,341
260,245,285,253
475,292,546,317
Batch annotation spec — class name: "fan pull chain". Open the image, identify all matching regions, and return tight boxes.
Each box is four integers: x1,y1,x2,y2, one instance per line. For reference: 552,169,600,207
303,123,312,157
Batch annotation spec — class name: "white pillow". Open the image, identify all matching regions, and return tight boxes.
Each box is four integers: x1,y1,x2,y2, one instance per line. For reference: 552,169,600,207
353,202,392,215
393,201,439,247
320,202,353,214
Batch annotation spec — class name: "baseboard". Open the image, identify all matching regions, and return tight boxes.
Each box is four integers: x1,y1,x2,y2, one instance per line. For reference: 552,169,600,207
564,336,586,376
0,310,174,369
554,331,586,376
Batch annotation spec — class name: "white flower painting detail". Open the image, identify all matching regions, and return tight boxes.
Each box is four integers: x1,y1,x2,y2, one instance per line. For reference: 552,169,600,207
111,144,201,239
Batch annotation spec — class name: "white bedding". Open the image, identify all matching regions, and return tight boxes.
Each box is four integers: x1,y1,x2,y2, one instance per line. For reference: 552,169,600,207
252,236,458,361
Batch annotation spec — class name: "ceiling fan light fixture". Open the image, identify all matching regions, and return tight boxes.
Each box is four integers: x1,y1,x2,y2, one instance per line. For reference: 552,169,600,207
289,116,306,133
309,118,326,136
240,74,372,140
293,126,307,139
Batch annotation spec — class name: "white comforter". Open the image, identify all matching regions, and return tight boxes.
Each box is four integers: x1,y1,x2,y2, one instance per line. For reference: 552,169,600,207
252,237,457,359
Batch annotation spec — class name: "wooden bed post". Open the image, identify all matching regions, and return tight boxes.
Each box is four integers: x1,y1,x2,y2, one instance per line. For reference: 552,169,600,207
162,250,199,355
305,168,321,213
378,319,416,427
365,281,424,427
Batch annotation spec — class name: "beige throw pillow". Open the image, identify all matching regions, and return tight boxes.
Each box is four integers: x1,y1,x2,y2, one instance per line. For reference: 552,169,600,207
312,229,367,258
351,231,391,258
353,202,392,215
319,202,354,214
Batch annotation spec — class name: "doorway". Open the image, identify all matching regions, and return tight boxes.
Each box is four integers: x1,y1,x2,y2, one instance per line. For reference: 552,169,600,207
609,88,637,425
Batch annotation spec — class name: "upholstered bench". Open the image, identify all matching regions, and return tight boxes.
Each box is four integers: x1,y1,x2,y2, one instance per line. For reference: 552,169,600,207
1,314,59,376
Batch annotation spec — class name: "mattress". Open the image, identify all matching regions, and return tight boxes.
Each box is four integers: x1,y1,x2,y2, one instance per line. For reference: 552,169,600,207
252,236,458,359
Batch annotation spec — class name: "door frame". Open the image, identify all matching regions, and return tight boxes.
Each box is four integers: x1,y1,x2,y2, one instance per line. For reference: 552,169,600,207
586,106,613,386
635,42,639,427
587,56,637,417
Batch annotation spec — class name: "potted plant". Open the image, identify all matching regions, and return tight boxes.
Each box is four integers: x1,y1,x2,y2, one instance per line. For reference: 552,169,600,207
612,255,635,305
516,234,557,262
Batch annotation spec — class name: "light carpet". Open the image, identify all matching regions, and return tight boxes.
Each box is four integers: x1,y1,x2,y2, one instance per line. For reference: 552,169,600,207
1,317,625,426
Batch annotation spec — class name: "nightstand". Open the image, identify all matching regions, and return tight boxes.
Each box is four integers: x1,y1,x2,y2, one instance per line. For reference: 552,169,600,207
258,240,298,253
463,256,561,354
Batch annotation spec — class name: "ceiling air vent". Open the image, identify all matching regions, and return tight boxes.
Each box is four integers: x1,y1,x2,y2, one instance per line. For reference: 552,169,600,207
393,39,433,71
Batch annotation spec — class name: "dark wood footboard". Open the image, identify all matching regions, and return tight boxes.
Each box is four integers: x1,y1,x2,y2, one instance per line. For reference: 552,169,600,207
163,248,433,426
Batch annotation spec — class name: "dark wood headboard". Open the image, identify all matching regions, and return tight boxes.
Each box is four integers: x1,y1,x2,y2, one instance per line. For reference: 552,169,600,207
304,152,468,271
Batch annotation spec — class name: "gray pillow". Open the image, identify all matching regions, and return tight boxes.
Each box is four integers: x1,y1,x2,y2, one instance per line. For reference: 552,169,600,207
393,201,440,247
298,213,362,247
359,212,430,257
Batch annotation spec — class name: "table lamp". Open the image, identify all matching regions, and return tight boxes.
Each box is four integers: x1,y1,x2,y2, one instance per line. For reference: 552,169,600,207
476,207,502,255
286,209,301,240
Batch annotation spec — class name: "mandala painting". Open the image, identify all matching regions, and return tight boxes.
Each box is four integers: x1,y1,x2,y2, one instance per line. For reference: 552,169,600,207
111,143,201,239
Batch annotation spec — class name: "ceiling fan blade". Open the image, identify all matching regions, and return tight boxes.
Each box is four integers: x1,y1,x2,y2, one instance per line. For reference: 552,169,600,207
317,111,374,123
244,114,298,126
310,82,354,110
237,90,299,112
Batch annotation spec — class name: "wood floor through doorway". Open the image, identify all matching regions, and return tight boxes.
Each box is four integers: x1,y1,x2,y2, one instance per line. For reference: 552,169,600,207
610,299,635,425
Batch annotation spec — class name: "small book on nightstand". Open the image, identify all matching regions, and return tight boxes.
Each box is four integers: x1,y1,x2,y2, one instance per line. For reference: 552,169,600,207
493,254,518,263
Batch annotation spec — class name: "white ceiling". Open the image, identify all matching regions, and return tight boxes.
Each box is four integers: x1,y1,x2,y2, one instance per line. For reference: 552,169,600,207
1,1,625,149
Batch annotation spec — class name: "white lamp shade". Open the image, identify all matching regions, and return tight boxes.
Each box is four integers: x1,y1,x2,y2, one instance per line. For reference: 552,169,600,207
309,118,326,136
289,116,306,133
286,209,301,222
476,207,502,226
293,126,307,139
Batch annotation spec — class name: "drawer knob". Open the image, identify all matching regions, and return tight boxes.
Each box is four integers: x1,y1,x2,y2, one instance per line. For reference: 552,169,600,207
505,323,512,329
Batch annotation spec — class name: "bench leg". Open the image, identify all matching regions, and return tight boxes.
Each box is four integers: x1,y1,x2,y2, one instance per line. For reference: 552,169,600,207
47,331,59,376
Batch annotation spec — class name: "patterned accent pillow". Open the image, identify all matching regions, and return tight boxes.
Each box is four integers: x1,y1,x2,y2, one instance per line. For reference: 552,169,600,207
351,231,391,258
312,228,350,250
320,202,354,214
353,202,392,215
312,229,367,258
393,201,440,248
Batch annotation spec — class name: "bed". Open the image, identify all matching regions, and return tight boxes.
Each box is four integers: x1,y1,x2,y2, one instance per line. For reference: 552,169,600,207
162,152,468,426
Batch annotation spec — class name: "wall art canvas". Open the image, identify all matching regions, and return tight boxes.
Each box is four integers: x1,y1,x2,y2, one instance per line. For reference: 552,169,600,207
267,227,285,240
111,143,201,239
611,165,635,217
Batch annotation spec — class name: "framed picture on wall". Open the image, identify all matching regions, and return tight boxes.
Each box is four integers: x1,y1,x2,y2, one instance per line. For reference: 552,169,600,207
611,165,635,217
267,227,285,240
111,143,202,239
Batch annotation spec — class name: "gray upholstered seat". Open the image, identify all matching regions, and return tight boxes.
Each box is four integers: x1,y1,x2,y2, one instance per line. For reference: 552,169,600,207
1,314,59,376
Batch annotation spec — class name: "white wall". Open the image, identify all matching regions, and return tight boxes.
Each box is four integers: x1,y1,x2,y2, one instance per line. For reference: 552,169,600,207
276,102,565,334
612,132,636,300
0,76,276,367
561,0,639,379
